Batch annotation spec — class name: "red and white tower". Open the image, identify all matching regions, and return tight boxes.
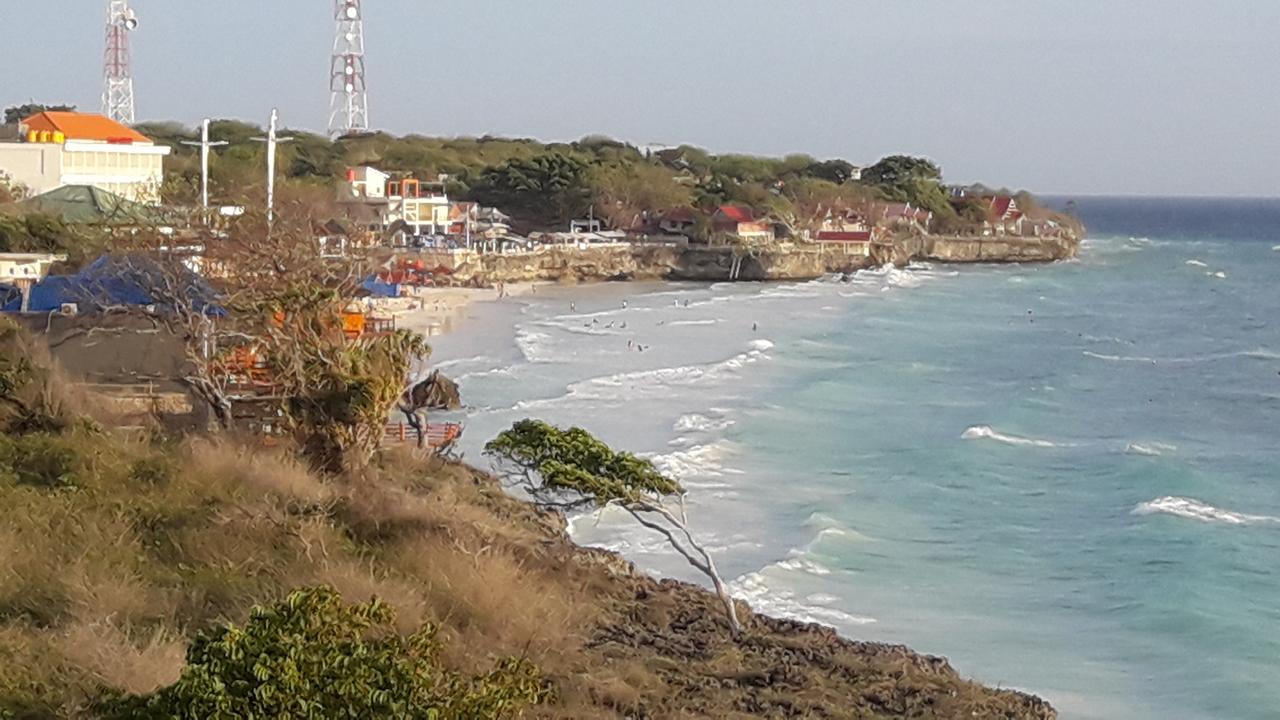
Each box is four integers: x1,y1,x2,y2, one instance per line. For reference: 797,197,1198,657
329,0,369,136
102,0,138,125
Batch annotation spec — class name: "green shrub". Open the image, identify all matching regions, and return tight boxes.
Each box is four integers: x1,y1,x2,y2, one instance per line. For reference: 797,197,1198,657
0,435,79,490
97,586,552,719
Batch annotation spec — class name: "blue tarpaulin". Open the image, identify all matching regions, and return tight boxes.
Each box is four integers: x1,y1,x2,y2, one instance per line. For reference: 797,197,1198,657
1,254,223,315
360,277,401,298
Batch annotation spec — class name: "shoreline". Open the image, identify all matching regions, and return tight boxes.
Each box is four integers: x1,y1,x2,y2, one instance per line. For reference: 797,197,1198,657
418,271,1066,713
369,281,546,338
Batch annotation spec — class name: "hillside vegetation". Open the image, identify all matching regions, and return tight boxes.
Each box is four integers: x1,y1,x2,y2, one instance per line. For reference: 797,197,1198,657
0,319,1057,718
133,120,1056,233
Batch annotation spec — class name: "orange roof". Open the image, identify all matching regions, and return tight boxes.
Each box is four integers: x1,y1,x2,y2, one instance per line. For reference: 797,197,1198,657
21,111,152,144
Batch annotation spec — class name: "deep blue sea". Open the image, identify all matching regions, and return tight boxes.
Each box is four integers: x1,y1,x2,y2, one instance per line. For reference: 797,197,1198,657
431,197,1280,719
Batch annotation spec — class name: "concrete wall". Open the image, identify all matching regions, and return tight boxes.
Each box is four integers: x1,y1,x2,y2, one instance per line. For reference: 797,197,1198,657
0,143,64,196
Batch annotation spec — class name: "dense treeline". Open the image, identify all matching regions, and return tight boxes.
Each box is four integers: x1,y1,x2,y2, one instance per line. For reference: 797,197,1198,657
4,102,1060,237
132,120,1018,231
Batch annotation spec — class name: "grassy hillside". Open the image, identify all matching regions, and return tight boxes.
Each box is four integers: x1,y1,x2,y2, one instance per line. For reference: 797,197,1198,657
0,322,1057,719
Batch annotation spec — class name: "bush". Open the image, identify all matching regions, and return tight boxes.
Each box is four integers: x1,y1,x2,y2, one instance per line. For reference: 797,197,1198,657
97,586,552,719
0,434,79,490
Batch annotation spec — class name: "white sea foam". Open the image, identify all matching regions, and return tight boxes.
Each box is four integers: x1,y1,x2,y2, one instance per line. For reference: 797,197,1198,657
1084,349,1280,364
961,425,1064,448
1125,442,1177,457
1273,245,1280,251
673,412,735,434
731,562,876,628
1184,260,1208,267
515,328,554,363
667,319,719,327
523,338,775,408
1133,496,1280,526
1207,271,1227,279
456,366,514,382
646,441,737,483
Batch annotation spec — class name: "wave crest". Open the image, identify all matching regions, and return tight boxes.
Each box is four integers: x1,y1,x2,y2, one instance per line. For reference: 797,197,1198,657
961,425,1063,448
1132,496,1280,525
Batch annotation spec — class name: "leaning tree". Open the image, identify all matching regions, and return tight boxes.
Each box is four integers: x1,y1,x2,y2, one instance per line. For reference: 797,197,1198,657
485,419,742,638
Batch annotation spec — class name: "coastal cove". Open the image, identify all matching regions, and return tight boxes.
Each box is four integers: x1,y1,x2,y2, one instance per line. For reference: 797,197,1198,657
425,197,1280,720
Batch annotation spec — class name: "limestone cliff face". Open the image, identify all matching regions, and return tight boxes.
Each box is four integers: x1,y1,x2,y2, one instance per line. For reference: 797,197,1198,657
435,233,1080,286
891,235,1080,265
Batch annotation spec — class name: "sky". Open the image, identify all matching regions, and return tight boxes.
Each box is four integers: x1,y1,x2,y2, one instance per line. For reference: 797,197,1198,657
2,0,1277,196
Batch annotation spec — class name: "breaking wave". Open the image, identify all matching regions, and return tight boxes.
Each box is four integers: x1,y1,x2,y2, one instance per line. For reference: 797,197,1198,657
1132,497,1280,526
961,425,1065,448
673,412,735,434
1125,442,1177,457
731,558,876,629
646,441,739,484
515,328,554,363
1084,349,1280,364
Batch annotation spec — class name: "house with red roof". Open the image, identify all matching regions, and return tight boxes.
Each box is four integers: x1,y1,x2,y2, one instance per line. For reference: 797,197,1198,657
710,205,774,244
984,195,1024,236
0,111,170,203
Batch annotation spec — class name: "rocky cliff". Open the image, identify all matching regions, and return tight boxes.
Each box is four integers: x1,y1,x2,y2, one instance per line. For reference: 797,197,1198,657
432,233,1079,286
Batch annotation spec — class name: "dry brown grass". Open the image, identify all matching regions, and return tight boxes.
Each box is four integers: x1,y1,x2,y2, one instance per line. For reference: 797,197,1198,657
56,622,184,695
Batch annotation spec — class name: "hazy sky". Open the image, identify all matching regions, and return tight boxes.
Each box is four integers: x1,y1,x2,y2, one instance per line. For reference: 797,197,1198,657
3,1,1278,196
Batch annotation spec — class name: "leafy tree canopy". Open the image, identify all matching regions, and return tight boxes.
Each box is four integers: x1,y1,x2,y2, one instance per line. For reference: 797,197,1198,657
485,419,682,506
861,155,943,188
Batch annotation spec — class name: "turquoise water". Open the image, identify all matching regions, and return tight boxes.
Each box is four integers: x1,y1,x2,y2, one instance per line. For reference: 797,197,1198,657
431,198,1280,719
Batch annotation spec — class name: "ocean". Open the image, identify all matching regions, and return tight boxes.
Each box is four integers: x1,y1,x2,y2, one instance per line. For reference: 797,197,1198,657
428,196,1280,720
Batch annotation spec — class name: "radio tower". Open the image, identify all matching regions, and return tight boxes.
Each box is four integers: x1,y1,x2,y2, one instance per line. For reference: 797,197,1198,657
328,0,369,136
102,0,138,125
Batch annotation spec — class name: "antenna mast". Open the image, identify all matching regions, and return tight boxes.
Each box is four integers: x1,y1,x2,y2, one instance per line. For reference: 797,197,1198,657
328,0,369,136
102,0,138,124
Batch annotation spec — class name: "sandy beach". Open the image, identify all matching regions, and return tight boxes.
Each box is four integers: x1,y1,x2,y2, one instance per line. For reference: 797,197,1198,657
367,282,543,338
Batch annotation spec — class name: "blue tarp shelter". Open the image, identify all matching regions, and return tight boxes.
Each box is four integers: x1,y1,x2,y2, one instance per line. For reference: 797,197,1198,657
1,254,223,315
360,277,401,299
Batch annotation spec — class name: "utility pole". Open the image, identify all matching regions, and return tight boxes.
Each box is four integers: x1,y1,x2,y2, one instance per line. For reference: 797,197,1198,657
252,109,293,226
329,0,369,136
102,0,139,124
180,119,228,215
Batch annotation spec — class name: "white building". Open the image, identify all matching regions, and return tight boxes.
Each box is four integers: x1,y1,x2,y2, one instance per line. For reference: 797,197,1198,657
340,166,450,243
0,112,170,203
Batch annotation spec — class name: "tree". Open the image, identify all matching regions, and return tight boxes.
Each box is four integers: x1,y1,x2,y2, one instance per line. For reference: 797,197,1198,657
861,155,942,189
4,103,75,125
806,159,858,185
589,162,693,229
862,155,956,219
471,152,592,225
485,420,743,638
111,191,429,474
97,586,551,719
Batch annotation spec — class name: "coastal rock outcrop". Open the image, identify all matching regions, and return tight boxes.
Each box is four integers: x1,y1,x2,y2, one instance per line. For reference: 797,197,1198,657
424,232,1080,286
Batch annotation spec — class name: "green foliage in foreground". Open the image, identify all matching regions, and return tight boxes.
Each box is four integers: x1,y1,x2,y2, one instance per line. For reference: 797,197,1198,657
98,587,551,720
485,419,682,506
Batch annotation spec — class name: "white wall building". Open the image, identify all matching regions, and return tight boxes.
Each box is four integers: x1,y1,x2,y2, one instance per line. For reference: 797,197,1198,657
0,112,170,203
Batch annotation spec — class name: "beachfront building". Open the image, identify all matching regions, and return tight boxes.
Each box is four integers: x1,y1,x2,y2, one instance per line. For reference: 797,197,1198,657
877,202,934,234
984,195,1024,236
339,166,451,245
710,205,775,245
0,112,170,203
658,207,698,237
